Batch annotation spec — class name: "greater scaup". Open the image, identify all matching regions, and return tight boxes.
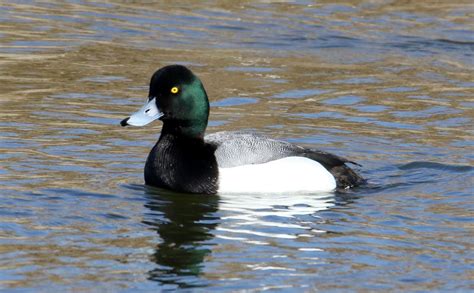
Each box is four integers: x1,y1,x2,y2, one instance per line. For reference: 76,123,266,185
121,65,364,194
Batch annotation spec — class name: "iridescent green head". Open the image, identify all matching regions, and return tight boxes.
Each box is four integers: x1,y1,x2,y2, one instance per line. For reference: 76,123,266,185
121,65,210,138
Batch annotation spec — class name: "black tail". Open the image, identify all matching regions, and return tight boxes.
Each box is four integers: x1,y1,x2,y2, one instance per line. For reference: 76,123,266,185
328,164,365,189
302,150,365,189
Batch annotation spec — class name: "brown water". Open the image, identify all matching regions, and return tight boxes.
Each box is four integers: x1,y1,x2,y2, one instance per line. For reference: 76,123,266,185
1,1,473,291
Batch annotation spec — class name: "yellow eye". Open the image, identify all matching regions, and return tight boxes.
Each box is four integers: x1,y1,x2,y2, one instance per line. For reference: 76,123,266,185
170,87,179,94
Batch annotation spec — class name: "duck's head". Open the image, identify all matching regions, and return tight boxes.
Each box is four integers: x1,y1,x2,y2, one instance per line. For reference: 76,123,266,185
121,65,209,138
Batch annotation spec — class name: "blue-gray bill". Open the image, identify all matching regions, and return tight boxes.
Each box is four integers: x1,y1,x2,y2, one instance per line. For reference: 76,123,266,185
121,98,163,127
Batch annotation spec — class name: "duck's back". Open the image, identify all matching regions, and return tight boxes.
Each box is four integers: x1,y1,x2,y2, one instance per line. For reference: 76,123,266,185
206,131,364,189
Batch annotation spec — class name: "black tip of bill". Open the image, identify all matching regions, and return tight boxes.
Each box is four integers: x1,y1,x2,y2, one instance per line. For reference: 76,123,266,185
120,117,130,127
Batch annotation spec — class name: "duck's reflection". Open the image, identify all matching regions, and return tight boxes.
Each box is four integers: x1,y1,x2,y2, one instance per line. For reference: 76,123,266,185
143,187,220,288
141,185,360,288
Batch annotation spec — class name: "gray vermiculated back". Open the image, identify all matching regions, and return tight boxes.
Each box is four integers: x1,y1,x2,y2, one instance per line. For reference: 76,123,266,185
205,131,305,168
205,131,365,189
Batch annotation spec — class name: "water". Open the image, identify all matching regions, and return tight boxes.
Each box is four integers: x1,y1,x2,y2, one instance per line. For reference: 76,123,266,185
1,1,473,291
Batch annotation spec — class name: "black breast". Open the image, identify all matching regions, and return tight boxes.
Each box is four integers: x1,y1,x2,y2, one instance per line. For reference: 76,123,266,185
144,134,219,194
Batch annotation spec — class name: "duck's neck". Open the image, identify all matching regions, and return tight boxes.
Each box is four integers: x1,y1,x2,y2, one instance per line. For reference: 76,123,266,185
161,119,207,140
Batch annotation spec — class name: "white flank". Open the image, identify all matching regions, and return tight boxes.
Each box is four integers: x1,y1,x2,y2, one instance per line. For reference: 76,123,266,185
218,156,336,193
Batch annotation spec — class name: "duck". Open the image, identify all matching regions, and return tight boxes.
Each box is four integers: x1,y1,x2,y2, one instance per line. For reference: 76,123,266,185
121,65,364,194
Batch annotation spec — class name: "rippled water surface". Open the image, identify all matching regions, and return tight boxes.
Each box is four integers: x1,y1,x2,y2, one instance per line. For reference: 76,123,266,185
1,1,473,291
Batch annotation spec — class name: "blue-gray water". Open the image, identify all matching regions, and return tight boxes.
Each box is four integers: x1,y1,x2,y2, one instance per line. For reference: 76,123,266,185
0,1,473,291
